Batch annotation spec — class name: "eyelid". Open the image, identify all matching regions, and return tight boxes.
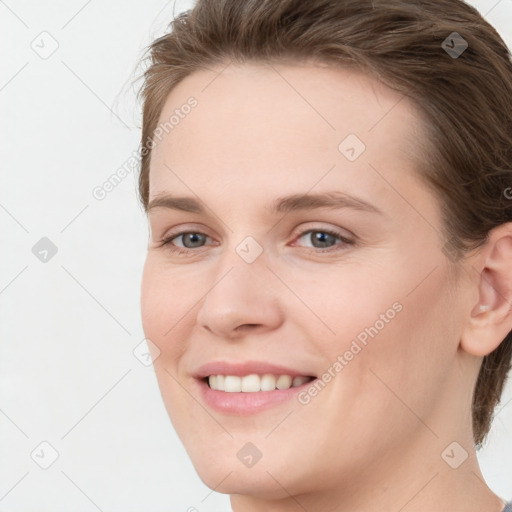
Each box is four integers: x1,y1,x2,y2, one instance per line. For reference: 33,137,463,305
290,222,355,242
157,223,211,240
158,223,352,242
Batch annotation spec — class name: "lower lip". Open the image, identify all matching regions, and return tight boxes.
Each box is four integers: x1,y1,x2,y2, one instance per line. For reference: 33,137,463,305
195,378,317,415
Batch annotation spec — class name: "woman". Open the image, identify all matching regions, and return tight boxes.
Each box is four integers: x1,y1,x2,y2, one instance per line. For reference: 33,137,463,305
137,0,512,510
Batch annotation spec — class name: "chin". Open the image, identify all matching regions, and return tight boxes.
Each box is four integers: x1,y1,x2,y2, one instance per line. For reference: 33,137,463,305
181,436,315,500
195,461,301,500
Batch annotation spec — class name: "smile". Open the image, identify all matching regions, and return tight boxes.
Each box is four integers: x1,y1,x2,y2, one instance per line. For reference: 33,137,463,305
207,374,314,392
194,361,318,414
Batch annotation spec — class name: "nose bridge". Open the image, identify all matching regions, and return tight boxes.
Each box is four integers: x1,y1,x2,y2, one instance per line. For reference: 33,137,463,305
210,226,271,290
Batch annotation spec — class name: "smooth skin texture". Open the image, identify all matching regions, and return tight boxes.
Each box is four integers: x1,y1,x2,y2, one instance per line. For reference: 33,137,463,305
140,61,512,512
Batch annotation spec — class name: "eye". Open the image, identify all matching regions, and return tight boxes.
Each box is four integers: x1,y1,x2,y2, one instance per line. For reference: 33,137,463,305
158,227,353,255
160,231,212,254
292,228,353,252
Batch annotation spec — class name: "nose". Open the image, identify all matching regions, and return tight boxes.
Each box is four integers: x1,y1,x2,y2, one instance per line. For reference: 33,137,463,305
196,257,284,340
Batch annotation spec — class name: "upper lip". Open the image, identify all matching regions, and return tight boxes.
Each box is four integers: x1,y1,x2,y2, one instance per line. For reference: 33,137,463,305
194,361,316,379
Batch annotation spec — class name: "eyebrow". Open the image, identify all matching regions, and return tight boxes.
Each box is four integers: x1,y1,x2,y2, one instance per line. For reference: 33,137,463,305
146,191,383,216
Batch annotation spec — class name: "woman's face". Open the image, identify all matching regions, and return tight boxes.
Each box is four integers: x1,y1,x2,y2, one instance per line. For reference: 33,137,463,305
141,62,476,500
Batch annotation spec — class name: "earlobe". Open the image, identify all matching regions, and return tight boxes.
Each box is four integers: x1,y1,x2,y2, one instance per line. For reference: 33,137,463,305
461,225,512,357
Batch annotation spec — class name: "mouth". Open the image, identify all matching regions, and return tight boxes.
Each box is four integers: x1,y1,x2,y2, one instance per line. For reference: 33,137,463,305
203,373,316,392
193,363,318,415
193,361,319,414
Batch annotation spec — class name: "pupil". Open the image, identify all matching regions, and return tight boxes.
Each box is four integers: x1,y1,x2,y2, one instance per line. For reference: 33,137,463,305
313,232,333,248
185,233,204,248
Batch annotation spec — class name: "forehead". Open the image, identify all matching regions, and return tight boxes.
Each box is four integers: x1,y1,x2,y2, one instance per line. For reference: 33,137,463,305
148,61,426,208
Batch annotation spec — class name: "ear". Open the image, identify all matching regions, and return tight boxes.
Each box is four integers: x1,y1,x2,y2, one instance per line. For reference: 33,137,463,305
460,223,512,357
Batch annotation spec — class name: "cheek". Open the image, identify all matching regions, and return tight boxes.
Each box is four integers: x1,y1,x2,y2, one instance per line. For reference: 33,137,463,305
140,259,165,345
140,256,197,354
339,264,460,414
140,259,201,437
311,258,459,406
298,266,461,470
285,259,404,358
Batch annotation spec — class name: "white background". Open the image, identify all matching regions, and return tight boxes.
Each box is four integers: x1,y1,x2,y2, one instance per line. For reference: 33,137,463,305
1,1,511,510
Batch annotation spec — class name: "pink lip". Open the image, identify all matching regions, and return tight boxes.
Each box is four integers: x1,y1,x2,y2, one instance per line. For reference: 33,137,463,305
192,360,317,415
194,377,316,415
194,360,315,379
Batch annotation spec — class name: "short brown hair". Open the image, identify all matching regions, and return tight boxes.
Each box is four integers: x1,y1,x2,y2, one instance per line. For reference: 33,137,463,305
136,0,512,448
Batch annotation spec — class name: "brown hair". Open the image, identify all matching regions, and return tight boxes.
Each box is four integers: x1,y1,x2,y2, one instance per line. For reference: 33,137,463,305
136,0,512,448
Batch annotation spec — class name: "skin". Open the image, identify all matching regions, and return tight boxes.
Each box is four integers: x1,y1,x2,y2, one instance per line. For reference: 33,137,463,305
140,61,512,511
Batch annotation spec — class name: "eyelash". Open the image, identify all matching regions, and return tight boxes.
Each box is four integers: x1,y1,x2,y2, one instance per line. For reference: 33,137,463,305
158,227,354,256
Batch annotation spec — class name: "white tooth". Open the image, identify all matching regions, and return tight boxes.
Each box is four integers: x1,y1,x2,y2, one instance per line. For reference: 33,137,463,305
224,375,242,392
276,375,293,390
241,374,261,392
260,374,277,391
292,376,310,387
210,374,309,392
